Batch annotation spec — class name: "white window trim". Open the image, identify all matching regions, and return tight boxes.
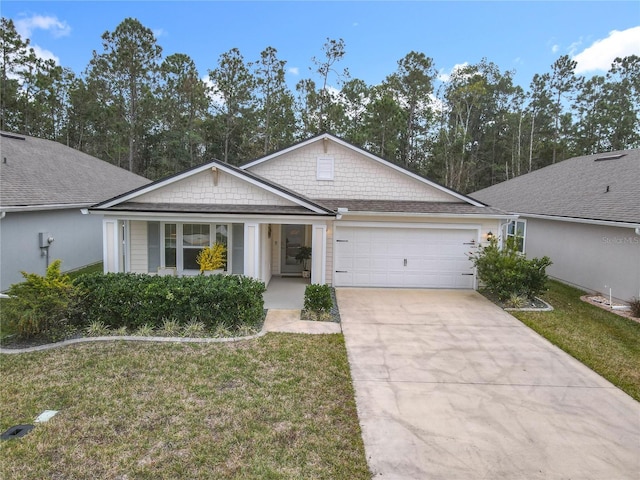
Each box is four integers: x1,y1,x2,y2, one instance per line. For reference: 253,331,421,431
161,222,233,275
506,219,527,254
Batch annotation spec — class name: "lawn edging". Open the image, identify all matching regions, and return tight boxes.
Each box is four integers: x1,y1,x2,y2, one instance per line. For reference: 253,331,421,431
0,331,269,355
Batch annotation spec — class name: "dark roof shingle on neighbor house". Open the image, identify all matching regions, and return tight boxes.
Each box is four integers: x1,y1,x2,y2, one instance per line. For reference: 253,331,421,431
471,149,640,224
0,131,151,208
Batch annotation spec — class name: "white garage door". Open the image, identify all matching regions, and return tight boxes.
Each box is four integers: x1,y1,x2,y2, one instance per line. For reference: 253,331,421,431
334,226,477,288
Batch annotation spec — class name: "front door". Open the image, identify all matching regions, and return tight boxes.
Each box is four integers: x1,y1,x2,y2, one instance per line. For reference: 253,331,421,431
281,225,305,275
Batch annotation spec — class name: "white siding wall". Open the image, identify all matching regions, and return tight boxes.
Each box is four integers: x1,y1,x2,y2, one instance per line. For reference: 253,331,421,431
129,220,148,273
247,141,457,202
524,218,640,302
133,170,296,206
325,224,333,286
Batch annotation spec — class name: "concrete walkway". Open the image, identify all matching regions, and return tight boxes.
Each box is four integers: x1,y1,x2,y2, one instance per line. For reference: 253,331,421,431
263,309,341,334
338,288,640,480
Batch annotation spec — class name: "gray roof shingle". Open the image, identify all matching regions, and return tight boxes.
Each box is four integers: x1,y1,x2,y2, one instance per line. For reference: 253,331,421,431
0,131,150,208
471,149,640,224
316,199,507,216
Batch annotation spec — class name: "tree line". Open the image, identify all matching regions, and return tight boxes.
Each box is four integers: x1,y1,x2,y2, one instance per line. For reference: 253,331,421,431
1,17,638,193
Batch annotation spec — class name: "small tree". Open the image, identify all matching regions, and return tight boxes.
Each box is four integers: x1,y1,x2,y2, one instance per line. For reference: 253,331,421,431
295,246,312,271
2,260,82,340
471,238,552,301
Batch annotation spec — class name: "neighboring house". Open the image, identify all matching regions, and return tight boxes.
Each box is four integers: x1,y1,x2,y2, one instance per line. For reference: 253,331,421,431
0,131,150,291
472,149,640,303
91,134,511,290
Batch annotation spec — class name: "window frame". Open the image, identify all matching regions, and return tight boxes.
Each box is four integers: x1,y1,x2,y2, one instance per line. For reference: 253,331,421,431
506,219,526,254
160,222,232,274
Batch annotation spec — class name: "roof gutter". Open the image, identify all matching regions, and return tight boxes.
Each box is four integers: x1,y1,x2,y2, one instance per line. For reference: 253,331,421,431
515,212,640,229
336,210,517,220
1,203,94,213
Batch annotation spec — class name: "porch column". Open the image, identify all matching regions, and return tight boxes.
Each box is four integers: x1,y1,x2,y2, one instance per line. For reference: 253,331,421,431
311,223,327,284
244,222,260,279
103,219,119,273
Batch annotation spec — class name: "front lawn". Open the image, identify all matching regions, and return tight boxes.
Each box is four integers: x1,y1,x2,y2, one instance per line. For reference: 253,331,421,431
510,280,640,401
0,334,371,479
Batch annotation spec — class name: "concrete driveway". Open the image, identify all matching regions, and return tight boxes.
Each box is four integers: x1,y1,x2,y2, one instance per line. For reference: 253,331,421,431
338,288,640,480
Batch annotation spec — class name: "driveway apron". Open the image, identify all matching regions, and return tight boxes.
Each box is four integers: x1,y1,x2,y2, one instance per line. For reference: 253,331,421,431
338,288,640,480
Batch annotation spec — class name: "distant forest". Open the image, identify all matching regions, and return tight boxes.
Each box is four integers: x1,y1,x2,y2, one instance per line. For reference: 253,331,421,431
1,17,638,193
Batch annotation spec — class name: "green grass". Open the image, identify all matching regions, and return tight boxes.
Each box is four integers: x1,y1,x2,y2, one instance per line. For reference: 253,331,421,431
0,334,371,479
66,262,103,279
511,281,640,401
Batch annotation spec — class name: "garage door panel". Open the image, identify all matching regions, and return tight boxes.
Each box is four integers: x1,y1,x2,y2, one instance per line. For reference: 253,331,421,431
335,226,476,288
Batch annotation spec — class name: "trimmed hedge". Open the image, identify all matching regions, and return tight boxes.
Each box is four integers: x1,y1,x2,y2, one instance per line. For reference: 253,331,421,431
303,284,333,312
74,273,266,330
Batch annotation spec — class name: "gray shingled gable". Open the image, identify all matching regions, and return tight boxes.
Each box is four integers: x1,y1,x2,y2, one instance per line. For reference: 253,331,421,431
0,131,150,207
471,149,640,224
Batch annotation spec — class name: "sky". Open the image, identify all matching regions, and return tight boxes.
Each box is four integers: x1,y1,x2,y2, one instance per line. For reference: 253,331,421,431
2,1,640,91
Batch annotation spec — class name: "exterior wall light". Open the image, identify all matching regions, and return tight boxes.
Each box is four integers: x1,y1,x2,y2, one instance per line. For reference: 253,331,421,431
486,231,494,241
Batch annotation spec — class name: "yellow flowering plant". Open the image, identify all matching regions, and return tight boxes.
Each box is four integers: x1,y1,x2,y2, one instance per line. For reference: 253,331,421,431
196,242,226,273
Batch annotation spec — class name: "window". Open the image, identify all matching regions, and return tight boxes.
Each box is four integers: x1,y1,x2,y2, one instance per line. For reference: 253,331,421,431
506,220,526,253
316,156,334,180
164,224,177,267
163,223,233,272
183,224,210,270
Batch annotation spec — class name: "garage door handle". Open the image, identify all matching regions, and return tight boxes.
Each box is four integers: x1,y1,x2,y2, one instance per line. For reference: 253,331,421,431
336,240,349,242
404,259,407,266
336,270,348,273
461,273,475,276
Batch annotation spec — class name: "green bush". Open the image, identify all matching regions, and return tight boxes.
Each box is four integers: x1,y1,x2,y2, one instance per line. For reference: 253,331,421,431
471,238,552,301
2,260,83,340
74,273,265,330
303,284,333,312
629,298,640,318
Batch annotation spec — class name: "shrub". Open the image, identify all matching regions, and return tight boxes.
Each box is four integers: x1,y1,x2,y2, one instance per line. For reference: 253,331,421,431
630,298,640,318
470,238,552,301
2,260,82,340
74,272,265,330
85,321,109,337
303,284,333,313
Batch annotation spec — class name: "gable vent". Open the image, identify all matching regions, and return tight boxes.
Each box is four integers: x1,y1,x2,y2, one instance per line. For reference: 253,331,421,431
594,153,626,162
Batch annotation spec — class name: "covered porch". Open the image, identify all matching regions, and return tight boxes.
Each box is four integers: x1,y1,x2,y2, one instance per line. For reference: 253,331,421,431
100,216,331,286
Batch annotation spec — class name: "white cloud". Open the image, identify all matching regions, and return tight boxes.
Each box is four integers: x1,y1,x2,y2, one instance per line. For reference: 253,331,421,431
153,28,167,39
551,44,559,53
288,67,300,76
437,62,469,82
568,38,583,56
14,15,71,39
573,26,640,73
32,45,60,65
201,75,224,107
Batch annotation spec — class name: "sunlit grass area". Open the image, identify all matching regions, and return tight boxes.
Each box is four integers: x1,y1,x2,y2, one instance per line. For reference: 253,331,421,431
1,334,371,479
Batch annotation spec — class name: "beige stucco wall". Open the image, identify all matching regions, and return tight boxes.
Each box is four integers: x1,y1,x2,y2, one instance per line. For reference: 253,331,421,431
247,140,457,202
524,218,640,302
133,169,296,206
